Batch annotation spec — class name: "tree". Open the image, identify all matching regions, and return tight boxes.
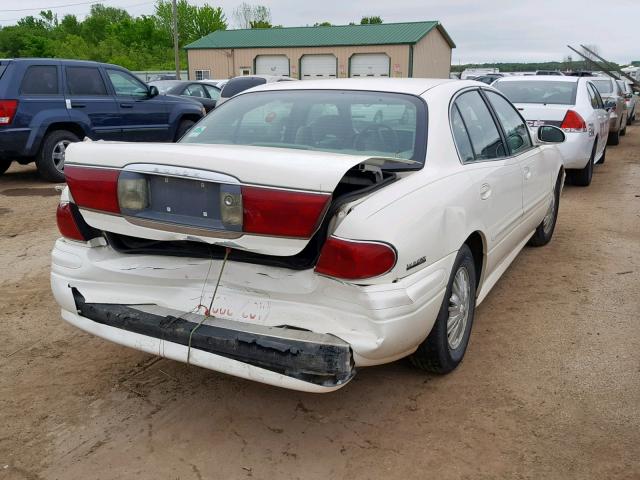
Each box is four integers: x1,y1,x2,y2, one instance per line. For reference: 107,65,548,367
155,0,227,47
313,22,332,27
232,3,271,29
360,16,383,24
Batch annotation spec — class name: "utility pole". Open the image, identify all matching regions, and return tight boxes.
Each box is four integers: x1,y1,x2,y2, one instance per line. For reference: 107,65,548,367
172,0,180,79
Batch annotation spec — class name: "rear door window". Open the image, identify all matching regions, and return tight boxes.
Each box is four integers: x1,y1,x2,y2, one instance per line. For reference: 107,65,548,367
451,105,475,162
203,85,220,100
183,84,206,98
587,83,604,109
65,67,108,95
454,90,506,161
484,91,532,155
20,65,59,95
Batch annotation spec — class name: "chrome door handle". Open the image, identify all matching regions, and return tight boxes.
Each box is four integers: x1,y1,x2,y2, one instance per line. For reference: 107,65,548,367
524,166,532,180
480,183,492,200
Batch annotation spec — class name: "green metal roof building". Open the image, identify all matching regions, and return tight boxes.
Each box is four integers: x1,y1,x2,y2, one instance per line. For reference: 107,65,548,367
185,21,455,80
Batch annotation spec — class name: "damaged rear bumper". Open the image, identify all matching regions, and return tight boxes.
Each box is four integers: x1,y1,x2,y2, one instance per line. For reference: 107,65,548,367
70,289,354,392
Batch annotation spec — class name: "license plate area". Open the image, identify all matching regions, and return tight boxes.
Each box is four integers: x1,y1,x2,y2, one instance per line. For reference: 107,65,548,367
120,172,242,233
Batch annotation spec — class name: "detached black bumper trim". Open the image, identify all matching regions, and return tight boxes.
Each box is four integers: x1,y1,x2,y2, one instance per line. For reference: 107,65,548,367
72,289,354,387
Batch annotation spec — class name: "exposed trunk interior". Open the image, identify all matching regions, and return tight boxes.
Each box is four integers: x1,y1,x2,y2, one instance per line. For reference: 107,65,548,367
103,164,396,270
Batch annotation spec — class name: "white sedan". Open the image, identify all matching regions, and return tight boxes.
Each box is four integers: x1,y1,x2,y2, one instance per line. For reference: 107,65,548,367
51,79,565,392
493,75,609,187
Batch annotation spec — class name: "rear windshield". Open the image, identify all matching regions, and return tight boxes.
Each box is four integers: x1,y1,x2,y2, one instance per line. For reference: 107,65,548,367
495,80,577,105
181,89,427,168
591,79,613,94
220,77,266,98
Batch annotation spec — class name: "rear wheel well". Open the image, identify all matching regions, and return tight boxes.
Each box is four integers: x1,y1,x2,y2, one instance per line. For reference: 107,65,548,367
464,232,484,289
178,114,201,125
43,123,86,143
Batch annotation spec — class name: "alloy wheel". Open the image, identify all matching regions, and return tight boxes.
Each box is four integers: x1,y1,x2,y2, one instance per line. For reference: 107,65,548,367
52,140,71,172
447,266,471,350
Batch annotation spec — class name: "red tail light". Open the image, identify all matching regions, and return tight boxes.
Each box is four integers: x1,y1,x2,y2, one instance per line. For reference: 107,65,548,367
560,110,587,132
65,166,120,214
0,100,18,125
242,186,330,238
56,203,87,241
315,236,396,280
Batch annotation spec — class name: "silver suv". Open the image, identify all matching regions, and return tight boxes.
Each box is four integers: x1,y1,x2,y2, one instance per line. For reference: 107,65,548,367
591,77,628,145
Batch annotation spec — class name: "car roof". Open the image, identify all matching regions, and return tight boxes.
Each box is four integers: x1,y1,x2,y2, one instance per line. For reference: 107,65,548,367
7,58,131,70
246,78,457,95
495,75,579,83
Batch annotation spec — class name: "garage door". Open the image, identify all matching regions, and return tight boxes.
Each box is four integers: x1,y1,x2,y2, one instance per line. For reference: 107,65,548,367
350,54,390,78
255,55,290,76
300,54,337,80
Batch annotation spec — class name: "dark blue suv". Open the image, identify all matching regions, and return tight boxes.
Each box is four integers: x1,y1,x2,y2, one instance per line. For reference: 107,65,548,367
0,58,205,182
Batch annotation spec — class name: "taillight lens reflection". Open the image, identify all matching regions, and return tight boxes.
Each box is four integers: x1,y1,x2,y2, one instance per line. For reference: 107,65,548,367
65,166,120,213
242,186,330,238
0,100,18,125
56,203,86,241
560,110,587,132
315,236,396,280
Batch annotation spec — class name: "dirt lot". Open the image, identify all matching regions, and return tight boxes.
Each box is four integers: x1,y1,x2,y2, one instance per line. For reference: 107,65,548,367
1,126,639,480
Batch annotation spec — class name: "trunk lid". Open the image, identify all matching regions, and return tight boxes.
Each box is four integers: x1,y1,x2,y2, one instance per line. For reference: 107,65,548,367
513,102,571,127
65,141,389,256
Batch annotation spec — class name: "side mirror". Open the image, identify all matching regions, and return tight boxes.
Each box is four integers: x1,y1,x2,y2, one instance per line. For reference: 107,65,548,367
537,125,565,144
148,85,159,98
603,99,616,110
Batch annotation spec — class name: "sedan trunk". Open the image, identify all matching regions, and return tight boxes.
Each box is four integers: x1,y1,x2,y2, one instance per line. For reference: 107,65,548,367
65,141,397,267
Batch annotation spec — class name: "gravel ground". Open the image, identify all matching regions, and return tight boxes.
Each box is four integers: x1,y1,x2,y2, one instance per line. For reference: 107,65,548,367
1,126,639,480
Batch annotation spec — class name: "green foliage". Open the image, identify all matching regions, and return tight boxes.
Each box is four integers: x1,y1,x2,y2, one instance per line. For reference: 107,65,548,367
0,1,228,70
360,16,383,24
313,22,332,27
450,60,614,73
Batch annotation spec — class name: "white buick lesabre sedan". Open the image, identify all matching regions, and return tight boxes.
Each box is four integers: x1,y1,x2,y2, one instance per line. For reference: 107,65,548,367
51,79,566,392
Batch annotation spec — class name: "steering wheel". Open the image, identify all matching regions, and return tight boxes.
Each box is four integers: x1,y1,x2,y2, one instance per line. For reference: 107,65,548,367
354,124,399,153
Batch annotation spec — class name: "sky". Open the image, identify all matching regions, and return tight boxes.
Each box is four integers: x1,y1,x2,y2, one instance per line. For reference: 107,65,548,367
0,0,638,64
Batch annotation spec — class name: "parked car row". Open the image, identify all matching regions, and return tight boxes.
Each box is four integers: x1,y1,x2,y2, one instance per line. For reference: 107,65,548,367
492,74,636,186
52,77,571,392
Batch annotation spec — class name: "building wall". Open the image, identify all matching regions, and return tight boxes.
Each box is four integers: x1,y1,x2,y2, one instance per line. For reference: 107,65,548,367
188,44,412,80
411,29,452,78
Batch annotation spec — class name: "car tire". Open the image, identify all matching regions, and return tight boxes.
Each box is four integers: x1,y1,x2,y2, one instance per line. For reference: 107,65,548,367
568,141,595,187
0,159,11,175
175,119,195,142
36,130,79,182
409,244,476,374
528,172,561,247
620,124,627,136
597,147,606,164
607,129,620,146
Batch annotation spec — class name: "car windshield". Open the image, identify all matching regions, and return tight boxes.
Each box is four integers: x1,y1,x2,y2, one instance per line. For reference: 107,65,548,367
591,79,613,95
495,80,577,105
181,89,427,167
